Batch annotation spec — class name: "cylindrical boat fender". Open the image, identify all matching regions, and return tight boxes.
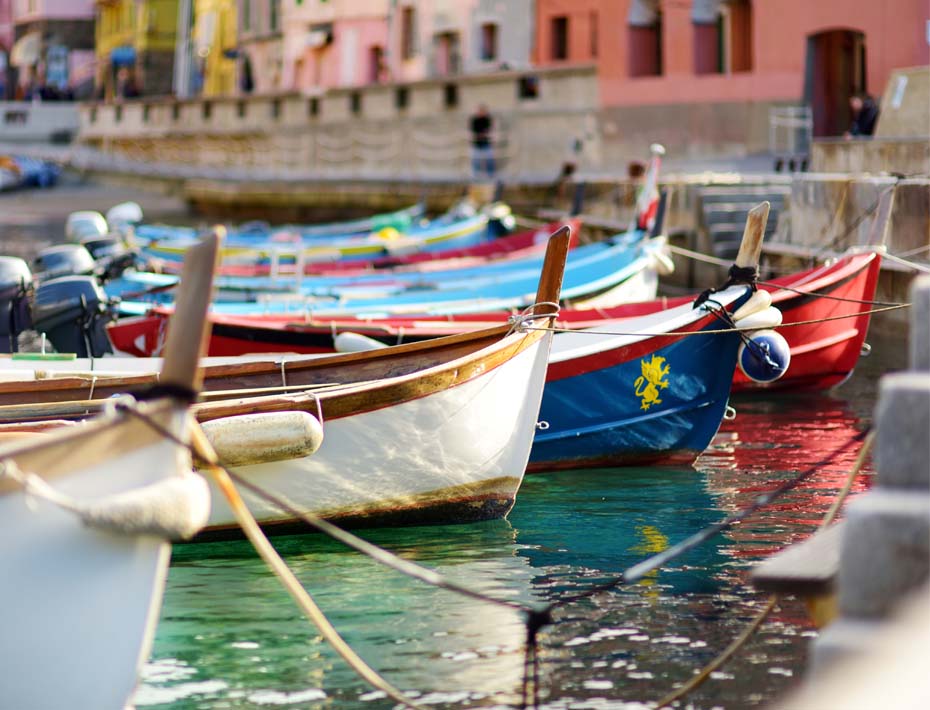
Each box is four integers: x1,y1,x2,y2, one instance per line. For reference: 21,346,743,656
334,331,389,353
733,305,782,331
731,290,773,322
199,411,324,467
738,329,791,383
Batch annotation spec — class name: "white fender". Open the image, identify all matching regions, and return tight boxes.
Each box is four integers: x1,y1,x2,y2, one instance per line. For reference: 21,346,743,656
334,331,389,353
734,305,783,331
200,411,324,467
731,290,773,322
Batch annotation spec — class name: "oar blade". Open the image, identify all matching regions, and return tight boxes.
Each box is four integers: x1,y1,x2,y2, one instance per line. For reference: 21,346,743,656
533,224,571,315
159,228,223,393
734,201,770,270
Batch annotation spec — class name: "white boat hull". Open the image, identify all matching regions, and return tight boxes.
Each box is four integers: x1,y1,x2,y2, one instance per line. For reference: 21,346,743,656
204,332,552,536
0,409,191,710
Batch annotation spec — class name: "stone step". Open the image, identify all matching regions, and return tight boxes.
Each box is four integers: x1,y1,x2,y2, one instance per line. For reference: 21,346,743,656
698,188,791,205
751,521,845,597
707,220,778,236
837,489,930,619
874,373,930,490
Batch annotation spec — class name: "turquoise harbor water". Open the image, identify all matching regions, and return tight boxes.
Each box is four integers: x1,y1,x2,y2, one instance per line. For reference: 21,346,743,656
135,336,903,710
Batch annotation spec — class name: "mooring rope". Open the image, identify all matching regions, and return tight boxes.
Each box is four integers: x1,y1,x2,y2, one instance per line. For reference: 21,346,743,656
118,402,873,709
755,280,909,307
520,303,910,339
879,251,930,274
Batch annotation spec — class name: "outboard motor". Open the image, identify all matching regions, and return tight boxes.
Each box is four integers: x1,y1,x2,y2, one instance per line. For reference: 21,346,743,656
483,201,516,238
0,256,33,353
31,276,116,357
105,202,143,236
81,235,138,281
33,244,96,281
65,210,108,242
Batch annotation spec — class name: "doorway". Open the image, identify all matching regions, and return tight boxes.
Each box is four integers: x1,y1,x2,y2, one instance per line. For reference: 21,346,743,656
803,29,866,137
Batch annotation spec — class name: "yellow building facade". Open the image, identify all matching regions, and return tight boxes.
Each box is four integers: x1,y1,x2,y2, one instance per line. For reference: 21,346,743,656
94,0,179,98
193,0,238,96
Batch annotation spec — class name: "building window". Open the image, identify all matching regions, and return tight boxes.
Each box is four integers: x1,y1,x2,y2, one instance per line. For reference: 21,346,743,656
270,0,280,33
590,11,598,58
628,10,662,77
434,31,461,76
694,0,753,74
401,7,416,60
518,75,539,100
443,82,458,109
724,0,753,73
480,23,498,61
369,45,385,83
551,16,568,60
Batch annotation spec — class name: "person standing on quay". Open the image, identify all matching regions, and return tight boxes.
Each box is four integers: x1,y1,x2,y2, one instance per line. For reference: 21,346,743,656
469,104,495,179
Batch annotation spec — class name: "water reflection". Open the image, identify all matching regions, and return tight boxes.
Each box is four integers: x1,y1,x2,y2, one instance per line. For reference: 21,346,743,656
138,370,887,710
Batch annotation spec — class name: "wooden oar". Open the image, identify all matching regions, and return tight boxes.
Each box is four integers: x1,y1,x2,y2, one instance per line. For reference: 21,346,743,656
159,228,222,392
734,202,770,271
533,224,571,316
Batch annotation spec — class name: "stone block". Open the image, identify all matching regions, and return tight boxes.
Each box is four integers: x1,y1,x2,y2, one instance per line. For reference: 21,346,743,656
875,373,930,489
911,276,930,371
809,617,884,673
837,490,930,618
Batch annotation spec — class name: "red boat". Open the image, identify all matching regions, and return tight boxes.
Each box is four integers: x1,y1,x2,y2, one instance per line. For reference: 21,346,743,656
109,251,881,392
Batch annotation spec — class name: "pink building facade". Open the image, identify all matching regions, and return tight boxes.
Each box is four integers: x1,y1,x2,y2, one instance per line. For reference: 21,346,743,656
534,0,930,137
279,0,535,93
11,0,95,97
282,0,390,91
1,0,13,97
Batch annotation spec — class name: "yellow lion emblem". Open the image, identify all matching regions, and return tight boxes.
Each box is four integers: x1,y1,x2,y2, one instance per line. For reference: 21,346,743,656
634,355,670,411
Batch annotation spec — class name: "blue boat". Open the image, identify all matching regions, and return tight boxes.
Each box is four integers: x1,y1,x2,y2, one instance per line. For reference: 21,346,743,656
132,204,510,266
529,284,775,471
114,231,664,318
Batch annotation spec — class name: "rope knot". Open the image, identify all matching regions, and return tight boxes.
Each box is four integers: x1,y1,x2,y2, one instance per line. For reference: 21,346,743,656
130,382,198,404
694,264,758,309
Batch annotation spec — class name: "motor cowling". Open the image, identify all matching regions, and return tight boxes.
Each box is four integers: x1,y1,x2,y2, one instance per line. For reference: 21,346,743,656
31,276,116,357
81,235,138,281
0,257,33,353
34,244,96,280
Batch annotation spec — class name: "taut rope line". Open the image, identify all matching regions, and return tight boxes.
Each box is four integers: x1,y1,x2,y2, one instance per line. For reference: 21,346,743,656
523,303,910,339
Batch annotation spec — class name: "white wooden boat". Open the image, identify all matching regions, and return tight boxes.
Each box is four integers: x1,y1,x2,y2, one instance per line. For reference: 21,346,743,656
0,233,219,708
0,229,572,538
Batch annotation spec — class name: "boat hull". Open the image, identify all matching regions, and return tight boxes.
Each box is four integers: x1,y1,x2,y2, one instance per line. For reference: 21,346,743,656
732,252,882,392
200,330,552,537
530,305,745,471
0,408,190,710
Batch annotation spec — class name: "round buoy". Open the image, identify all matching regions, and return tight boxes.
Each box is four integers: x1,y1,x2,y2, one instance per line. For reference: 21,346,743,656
738,329,791,383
